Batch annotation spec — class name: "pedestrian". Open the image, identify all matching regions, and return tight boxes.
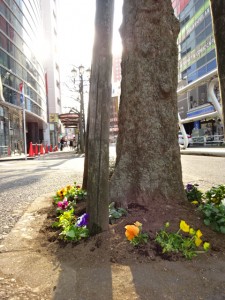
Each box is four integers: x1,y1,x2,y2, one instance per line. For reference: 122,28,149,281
73,138,77,151
69,140,73,150
60,138,64,151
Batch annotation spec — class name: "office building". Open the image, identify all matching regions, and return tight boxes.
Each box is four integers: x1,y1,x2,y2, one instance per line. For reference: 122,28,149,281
172,0,223,145
0,0,62,157
41,0,62,148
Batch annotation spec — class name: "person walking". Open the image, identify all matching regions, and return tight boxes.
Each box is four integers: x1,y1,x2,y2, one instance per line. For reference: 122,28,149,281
60,138,64,151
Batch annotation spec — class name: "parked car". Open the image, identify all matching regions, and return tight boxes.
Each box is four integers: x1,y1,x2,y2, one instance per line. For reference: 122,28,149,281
178,131,192,147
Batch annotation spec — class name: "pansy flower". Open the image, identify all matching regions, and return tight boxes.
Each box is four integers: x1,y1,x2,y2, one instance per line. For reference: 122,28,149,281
195,237,203,247
76,213,89,227
125,225,140,241
57,197,69,210
186,184,193,192
180,220,190,233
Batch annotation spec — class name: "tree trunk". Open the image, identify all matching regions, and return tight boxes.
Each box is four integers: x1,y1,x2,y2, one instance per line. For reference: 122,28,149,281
110,0,186,208
86,0,114,234
210,0,225,131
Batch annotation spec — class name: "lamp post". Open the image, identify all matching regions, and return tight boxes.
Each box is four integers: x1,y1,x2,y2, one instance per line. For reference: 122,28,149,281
71,65,90,153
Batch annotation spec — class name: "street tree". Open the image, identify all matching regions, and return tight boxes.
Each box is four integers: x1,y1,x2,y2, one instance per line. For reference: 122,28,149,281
110,0,186,208
86,0,114,233
210,0,225,131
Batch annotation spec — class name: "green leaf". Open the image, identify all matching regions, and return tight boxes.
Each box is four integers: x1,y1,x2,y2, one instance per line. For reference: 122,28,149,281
204,219,211,226
220,226,225,234
66,229,76,238
52,221,59,228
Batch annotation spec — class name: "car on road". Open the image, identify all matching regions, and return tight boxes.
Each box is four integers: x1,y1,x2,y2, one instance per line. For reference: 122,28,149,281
178,131,192,147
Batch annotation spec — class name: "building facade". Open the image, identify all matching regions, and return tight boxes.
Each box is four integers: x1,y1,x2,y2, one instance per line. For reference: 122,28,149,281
172,0,223,145
0,0,61,157
0,0,47,156
41,0,62,149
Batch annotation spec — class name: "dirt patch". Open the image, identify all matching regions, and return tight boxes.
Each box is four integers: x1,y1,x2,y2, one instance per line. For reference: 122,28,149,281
34,198,225,299
1,196,225,299
39,199,225,264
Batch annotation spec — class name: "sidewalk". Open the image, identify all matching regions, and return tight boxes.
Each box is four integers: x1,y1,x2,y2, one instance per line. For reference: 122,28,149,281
0,147,77,162
180,146,225,157
1,146,225,162
1,147,225,299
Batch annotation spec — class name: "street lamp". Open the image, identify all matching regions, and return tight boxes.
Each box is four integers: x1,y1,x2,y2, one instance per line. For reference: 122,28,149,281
71,65,90,153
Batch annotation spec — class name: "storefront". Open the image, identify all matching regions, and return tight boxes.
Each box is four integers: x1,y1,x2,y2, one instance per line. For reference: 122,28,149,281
0,103,23,157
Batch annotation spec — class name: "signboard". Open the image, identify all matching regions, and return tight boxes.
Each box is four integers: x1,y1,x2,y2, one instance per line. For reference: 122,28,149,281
49,113,59,123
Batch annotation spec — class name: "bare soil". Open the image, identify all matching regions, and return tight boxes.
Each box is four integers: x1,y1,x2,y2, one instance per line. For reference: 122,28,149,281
37,198,225,299
41,199,225,264
1,195,225,300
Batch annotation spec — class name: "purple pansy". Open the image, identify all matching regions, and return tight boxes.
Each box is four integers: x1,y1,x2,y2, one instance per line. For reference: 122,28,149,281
76,213,89,227
57,197,69,210
186,184,193,192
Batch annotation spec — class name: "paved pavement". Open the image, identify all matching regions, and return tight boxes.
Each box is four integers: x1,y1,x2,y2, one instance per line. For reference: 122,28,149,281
1,145,225,299
1,145,225,162
180,146,225,157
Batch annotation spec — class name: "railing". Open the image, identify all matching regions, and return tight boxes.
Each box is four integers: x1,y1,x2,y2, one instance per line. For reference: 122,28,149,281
191,135,224,146
0,145,8,156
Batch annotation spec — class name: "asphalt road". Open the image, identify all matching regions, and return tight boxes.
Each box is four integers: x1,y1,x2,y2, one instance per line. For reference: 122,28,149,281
181,154,225,191
0,150,225,241
0,152,84,239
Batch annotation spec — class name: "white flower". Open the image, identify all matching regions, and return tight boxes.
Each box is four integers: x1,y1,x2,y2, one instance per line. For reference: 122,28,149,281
221,199,225,206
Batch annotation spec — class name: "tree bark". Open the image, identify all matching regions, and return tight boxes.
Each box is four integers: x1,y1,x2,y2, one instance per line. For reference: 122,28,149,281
110,0,186,208
210,0,225,131
86,0,114,234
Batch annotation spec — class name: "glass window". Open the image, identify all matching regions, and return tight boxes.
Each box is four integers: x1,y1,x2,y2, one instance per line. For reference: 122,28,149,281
195,20,205,36
197,56,206,68
195,0,204,12
207,59,217,72
207,49,216,62
198,65,207,77
198,84,207,105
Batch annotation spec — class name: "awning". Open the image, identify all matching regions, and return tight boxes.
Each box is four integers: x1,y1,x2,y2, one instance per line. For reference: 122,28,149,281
59,113,79,128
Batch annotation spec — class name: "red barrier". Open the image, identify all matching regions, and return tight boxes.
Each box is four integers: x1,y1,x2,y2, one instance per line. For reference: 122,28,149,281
35,143,38,156
40,144,45,155
45,144,49,154
28,142,34,157
50,145,53,152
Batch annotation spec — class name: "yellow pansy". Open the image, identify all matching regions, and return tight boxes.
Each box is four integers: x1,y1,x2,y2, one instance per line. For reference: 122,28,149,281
191,201,199,205
196,229,203,238
195,237,203,247
125,225,140,241
66,185,72,190
134,221,142,228
57,189,62,196
180,220,190,233
189,228,195,235
203,242,210,251
62,188,67,196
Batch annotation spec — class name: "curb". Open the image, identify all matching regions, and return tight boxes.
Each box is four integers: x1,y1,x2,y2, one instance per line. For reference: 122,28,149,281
180,150,225,157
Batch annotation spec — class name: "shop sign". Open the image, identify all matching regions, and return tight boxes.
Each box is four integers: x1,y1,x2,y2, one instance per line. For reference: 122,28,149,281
49,113,59,123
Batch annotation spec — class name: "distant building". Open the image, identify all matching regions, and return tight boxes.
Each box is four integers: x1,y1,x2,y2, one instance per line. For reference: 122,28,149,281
0,1,47,156
0,0,62,157
172,0,223,145
41,0,62,148
110,54,121,141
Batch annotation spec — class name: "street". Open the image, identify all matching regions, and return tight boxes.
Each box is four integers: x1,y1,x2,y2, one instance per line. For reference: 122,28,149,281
0,152,84,239
0,150,225,241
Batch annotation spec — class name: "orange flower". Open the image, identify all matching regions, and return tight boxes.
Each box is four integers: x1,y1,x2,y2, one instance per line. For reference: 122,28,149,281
125,225,140,241
134,221,142,228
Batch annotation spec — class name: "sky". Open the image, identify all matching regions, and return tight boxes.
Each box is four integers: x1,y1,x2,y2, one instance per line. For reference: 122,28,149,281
57,0,123,110
58,0,123,79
